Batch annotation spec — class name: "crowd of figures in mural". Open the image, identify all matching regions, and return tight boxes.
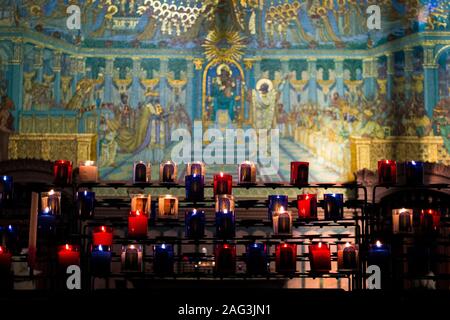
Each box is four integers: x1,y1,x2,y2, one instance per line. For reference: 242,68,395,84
0,0,450,180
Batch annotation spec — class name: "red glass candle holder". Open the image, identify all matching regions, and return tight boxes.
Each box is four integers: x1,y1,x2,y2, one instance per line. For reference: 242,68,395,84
290,162,309,186
276,243,297,274
215,243,236,274
309,242,331,273
420,209,441,235
0,246,12,275
378,160,397,184
297,194,317,220
128,210,148,239
92,226,113,246
53,160,73,185
337,243,358,271
57,244,80,270
213,172,233,196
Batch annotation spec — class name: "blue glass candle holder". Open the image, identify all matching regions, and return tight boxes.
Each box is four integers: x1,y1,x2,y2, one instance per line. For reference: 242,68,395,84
185,209,205,239
76,191,95,219
405,161,424,185
91,245,112,277
0,176,13,208
215,209,235,239
246,243,268,275
367,241,391,288
153,244,174,274
185,174,205,201
37,208,57,237
323,194,344,220
268,195,288,221
0,225,19,254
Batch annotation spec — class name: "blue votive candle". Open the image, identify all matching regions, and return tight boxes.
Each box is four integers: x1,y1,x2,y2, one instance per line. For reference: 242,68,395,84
185,174,205,201
405,161,424,185
324,194,344,220
76,191,95,219
216,209,235,239
0,176,13,208
246,243,268,275
268,195,288,221
153,244,174,274
0,225,19,253
185,209,205,239
37,208,57,237
91,245,112,277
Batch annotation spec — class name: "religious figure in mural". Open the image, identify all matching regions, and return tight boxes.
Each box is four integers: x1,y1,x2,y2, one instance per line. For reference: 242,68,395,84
211,64,237,122
0,95,14,161
66,76,103,110
249,79,279,130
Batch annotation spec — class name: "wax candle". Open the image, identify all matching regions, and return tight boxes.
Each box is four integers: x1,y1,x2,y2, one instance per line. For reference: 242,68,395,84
290,162,309,186
53,160,73,186
78,160,99,183
215,244,236,274
131,194,151,216
37,207,57,237
405,161,424,185
76,191,95,219
420,209,441,235
238,161,256,184
159,161,177,183
57,244,80,271
128,210,148,239
324,193,344,220
185,174,205,201
378,160,396,184
41,190,61,216
276,243,297,274
0,225,19,254
121,244,143,272
91,245,112,277
268,195,288,221
133,161,151,184
215,195,235,213
0,246,12,275
272,207,292,235
92,226,113,246
337,243,358,271
367,241,391,278
309,242,331,273
0,175,13,208
158,195,179,219
297,194,317,220
213,172,232,196
392,208,413,234
216,209,235,239
246,243,267,275
153,244,174,274
185,209,205,239
186,162,205,176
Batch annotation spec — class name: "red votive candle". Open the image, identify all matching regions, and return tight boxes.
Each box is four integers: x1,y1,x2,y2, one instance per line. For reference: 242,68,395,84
215,243,236,274
92,226,113,246
378,160,397,184
213,172,232,196
53,160,73,185
309,242,331,273
0,246,12,275
57,244,80,270
276,243,297,274
290,162,309,186
297,194,317,219
128,210,148,239
420,209,441,234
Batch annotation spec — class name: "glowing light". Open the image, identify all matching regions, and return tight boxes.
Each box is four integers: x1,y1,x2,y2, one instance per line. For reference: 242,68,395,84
101,226,106,232
318,242,322,248
65,244,70,251
2,176,7,181
161,244,166,249
192,209,197,215
49,189,55,195
345,242,351,248
98,245,103,251
220,172,224,177
376,240,382,248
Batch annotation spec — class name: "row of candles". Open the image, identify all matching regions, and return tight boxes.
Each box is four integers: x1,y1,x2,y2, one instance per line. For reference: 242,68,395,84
392,208,441,235
35,192,345,237
0,236,391,277
51,160,309,186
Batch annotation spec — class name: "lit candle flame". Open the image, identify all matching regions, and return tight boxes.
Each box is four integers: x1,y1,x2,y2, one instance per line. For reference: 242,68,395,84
129,245,135,250
192,209,197,214
411,160,416,165
376,240,382,247
345,242,351,248
161,243,166,249
49,189,55,196
101,226,106,232
223,209,228,214
318,242,322,248
85,160,95,166
220,172,224,177
98,245,103,251
2,176,7,181
0,246,3,253
65,244,70,251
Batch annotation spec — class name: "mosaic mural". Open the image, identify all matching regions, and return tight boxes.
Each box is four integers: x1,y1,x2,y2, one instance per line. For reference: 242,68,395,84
1,0,450,181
